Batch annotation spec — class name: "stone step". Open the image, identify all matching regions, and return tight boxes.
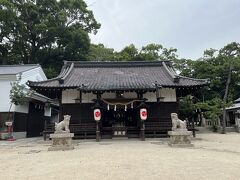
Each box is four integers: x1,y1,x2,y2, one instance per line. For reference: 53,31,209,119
112,137,128,140
197,126,238,133
225,126,237,132
196,127,213,133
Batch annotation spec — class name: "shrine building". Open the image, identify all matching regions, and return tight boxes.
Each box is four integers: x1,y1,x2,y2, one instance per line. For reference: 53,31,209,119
28,61,208,141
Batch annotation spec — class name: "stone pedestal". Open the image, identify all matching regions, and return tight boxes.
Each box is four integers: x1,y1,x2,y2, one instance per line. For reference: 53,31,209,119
235,118,240,133
201,117,206,127
168,130,193,147
48,132,74,151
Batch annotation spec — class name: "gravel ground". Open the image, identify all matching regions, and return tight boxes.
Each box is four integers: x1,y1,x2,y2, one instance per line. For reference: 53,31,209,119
1,133,240,180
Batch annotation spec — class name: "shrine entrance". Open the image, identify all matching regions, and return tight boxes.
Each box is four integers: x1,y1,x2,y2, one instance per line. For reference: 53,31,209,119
101,107,140,138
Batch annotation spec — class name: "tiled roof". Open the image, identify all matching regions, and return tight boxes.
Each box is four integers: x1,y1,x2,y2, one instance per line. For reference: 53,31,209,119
235,98,240,103
0,64,40,75
226,102,240,111
28,61,208,91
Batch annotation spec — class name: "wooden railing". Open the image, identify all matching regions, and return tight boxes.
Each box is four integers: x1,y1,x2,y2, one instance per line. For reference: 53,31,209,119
43,123,96,140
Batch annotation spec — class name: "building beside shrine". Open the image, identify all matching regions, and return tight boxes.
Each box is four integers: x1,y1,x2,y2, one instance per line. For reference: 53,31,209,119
0,64,53,139
226,98,240,131
28,61,208,140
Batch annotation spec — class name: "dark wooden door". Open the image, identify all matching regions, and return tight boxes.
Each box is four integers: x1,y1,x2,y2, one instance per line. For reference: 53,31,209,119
27,102,45,137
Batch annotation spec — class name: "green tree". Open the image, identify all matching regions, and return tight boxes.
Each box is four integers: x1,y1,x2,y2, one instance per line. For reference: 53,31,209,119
114,43,178,62
138,44,178,61
173,42,240,102
10,80,32,106
87,44,115,61
116,44,139,61
172,42,240,133
0,0,100,69
8,77,33,121
138,44,163,60
178,95,196,120
195,98,223,131
219,42,240,133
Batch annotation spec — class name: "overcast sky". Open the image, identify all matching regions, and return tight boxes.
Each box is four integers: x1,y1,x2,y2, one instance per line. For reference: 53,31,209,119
85,0,240,59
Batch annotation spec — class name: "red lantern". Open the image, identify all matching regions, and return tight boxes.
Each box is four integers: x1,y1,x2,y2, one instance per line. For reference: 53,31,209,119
94,109,101,121
140,108,147,121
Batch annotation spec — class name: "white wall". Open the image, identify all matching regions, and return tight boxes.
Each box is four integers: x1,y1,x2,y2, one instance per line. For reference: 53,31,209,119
0,80,14,112
123,92,137,99
14,103,29,113
62,89,96,104
62,91,137,103
143,92,156,102
44,106,51,117
0,66,47,112
20,66,47,86
101,92,137,99
62,89,79,103
143,88,176,102
161,88,176,102
102,92,116,99
62,89,176,104
82,93,96,103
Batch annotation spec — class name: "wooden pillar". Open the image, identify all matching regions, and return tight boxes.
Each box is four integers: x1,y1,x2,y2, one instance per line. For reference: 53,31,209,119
191,117,196,138
226,112,230,127
95,92,102,142
79,90,82,103
96,121,100,142
58,90,63,122
140,121,145,141
137,91,143,100
43,120,47,141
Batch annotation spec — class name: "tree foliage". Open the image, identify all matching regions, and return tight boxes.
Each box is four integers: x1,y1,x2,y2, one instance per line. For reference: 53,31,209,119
178,95,196,120
195,98,223,122
0,0,100,77
88,43,178,62
87,44,115,61
174,42,240,101
10,79,32,105
116,43,178,61
173,42,240,126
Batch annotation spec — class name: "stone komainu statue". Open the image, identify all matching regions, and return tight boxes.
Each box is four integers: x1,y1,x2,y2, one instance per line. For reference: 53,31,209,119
55,115,71,133
171,113,187,131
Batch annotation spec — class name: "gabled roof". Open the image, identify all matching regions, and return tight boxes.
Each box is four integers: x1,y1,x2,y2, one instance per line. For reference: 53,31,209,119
226,102,240,111
226,98,240,111
0,64,40,75
235,98,240,103
28,61,209,91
